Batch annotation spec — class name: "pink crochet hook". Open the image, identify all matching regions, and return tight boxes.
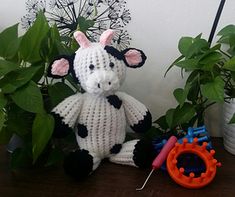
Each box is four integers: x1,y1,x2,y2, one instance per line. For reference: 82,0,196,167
136,136,177,191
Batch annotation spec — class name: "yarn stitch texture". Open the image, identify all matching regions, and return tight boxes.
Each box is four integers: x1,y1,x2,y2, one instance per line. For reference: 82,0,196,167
49,29,152,179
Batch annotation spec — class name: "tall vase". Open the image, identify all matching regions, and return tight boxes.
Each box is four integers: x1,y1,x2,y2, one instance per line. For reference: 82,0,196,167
222,99,235,155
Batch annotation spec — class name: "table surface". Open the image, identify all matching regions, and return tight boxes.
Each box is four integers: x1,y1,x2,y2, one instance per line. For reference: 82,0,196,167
0,138,235,197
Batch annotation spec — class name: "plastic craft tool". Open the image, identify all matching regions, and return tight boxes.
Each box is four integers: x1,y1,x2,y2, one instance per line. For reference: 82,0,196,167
136,136,177,191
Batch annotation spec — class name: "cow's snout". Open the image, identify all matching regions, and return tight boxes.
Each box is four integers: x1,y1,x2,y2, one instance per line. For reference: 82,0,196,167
85,70,120,94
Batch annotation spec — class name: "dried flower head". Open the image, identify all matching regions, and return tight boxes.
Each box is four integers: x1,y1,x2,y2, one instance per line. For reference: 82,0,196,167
22,0,131,49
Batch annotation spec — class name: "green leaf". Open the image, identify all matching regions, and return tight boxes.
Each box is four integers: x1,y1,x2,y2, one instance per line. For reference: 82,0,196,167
48,82,74,108
187,82,200,102
201,76,225,102
19,12,50,63
78,17,95,32
55,40,74,56
217,25,235,49
0,24,20,59
50,24,61,42
154,115,168,130
31,62,45,83
231,71,235,82
0,60,19,77
186,38,209,58
5,104,34,136
0,66,41,93
165,103,196,128
210,44,221,51
0,110,6,131
40,25,62,62
32,113,54,163
223,56,235,71
65,75,80,90
174,89,184,105
11,147,32,169
229,113,235,124
10,81,44,113
0,93,7,109
173,103,196,126
199,51,222,65
178,37,193,56
228,34,235,48
45,148,64,167
173,84,190,107
11,148,26,169
186,70,199,84
198,51,222,71
166,109,175,128
143,126,164,140
218,25,235,36
164,55,184,77
0,127,13,144
175,59,199,70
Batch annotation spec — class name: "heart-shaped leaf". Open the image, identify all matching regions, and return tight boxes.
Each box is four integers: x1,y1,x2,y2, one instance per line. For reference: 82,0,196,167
201,76,225,102
32,113,54,163
10,81,44,113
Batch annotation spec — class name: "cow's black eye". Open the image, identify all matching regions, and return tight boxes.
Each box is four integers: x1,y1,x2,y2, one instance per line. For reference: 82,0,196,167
109,62,115,68
89,64,95,70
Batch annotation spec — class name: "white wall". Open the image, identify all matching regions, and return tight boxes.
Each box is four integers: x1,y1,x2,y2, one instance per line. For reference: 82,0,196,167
1,0,235,136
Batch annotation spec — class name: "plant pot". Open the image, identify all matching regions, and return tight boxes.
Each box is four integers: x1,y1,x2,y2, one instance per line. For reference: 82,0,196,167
222,99,235,155
204,103,223,137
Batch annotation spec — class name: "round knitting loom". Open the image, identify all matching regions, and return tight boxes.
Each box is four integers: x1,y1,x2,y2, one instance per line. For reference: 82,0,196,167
166,138,221,189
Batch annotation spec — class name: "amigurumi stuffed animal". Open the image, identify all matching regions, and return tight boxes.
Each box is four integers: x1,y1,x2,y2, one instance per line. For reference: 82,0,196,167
48,29,155,180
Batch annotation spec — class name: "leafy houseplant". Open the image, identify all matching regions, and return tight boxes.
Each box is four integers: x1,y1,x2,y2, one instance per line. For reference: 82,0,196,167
0,12,96,168
1,0,132,168
149,25,235,142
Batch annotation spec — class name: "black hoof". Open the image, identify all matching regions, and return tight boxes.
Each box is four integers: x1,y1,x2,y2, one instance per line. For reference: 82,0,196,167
131,111,152,133
133,139,156,168
63,149,93,180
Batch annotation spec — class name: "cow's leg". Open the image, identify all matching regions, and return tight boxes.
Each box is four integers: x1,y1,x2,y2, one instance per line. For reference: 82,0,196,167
109,139,156,168
63,149,101,180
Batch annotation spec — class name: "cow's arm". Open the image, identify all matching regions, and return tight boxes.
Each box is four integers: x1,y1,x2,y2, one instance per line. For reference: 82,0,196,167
116,92,152,133
52,93,83,138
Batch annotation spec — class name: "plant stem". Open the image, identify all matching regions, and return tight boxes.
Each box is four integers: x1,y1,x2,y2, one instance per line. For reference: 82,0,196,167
219,49,232,58
208,0,226,45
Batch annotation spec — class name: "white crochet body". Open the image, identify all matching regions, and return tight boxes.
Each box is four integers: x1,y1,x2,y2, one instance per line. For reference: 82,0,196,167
75,93,126,158
52,90,148,162
51,29,151,170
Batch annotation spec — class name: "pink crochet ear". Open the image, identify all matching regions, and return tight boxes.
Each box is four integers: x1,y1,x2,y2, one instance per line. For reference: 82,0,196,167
74,31,91,48
51,58,70,76
99,29,115,46
124,49,143,67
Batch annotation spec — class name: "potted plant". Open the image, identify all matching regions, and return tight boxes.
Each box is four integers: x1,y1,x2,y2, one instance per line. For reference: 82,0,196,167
0,0,133,168
148,25,235,155
0,12,84,168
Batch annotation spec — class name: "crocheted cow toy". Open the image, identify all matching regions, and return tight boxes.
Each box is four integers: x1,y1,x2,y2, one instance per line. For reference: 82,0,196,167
48,29,155,180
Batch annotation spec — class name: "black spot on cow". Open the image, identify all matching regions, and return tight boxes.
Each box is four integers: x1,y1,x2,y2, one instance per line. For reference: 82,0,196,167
77,123,88,138
110,144,122,154
106,95,122,109
104,46,123,60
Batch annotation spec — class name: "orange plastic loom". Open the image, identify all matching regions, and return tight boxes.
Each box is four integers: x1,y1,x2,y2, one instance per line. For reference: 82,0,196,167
166,138,221,189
